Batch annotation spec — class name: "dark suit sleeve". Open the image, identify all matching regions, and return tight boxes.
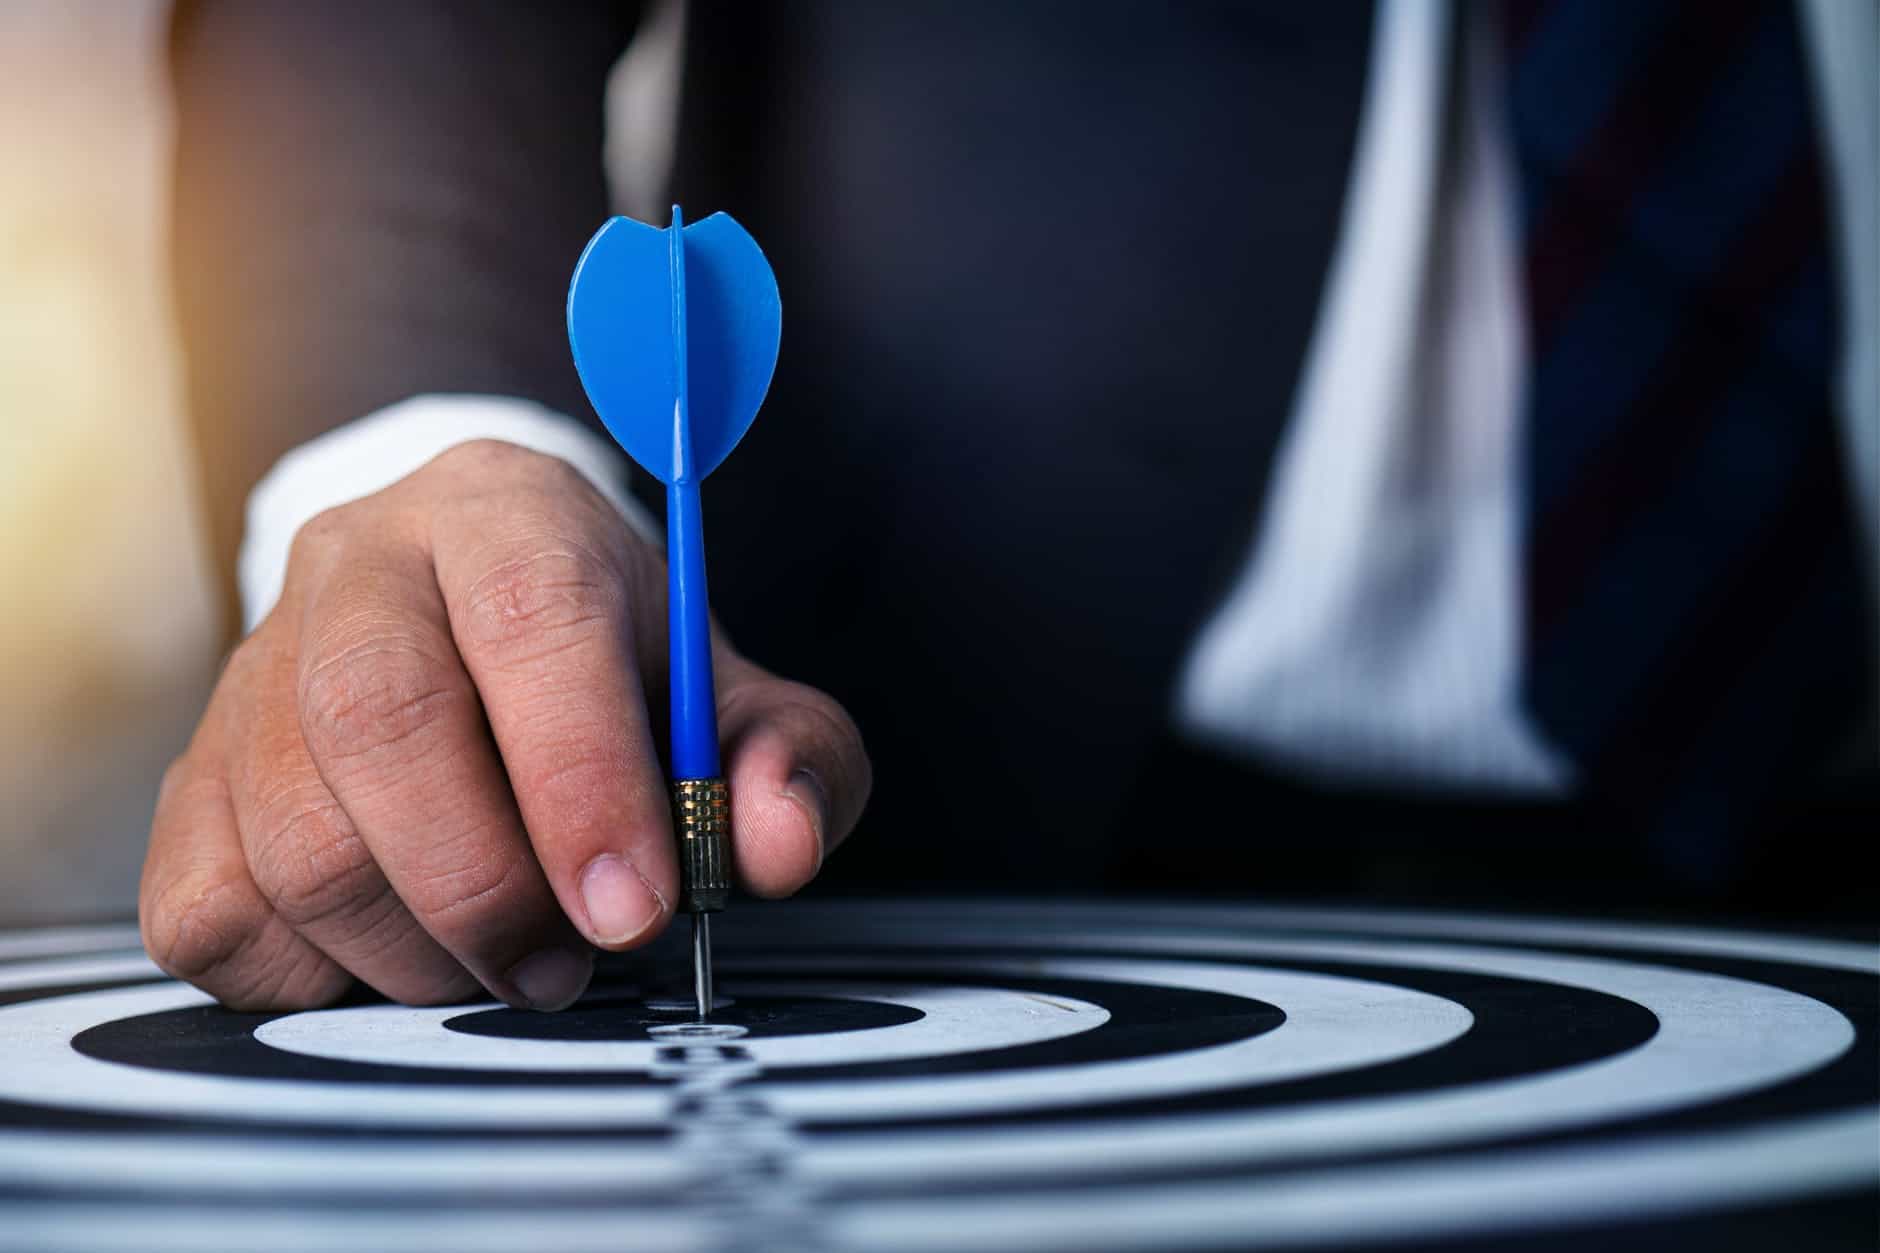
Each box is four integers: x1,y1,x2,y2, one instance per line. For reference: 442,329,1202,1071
169,1,641,621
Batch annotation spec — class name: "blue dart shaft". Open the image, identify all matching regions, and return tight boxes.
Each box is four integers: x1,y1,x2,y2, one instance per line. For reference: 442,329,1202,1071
667,475,720,779
663,203,721,781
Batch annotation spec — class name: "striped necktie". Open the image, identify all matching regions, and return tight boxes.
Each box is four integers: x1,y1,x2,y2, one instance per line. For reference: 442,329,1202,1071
1505,0,1871,885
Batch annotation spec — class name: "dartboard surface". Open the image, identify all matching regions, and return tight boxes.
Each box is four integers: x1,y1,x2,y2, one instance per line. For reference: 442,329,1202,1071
1,901,1874,1251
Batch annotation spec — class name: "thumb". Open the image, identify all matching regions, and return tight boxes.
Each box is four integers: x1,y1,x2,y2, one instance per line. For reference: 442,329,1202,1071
713,655,871,898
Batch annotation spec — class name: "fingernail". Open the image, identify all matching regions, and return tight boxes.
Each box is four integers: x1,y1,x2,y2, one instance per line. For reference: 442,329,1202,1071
580,855,666,945
507,947,592,1012
785,768,830,869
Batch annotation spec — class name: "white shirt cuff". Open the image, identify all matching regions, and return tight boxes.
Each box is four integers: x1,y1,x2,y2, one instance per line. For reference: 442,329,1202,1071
237,394,660,634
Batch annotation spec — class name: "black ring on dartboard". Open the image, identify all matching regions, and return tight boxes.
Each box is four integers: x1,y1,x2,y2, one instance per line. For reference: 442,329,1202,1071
0,926,1861,1176
444,989,925,1040
0,919,1872,1253
58,970,1285,1113
4,937,1871,1253
25,958,1635,1143
781,943,1875,1204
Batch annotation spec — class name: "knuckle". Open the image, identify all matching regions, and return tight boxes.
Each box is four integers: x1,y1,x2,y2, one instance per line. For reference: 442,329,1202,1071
515,742,629,809
727,681,873,811
732,680,863,750
432,437,513,468
284,501,357,573
141,867,263,985
803,690,871,788
433,440,604,514
521,448,588,492
298,634,464,763
249,796,385,931
429,438,544,480
219,633,266,682
801,685,864,744
458,545,623,663
154,755,194,813
210,632,286,720
403,842,531,933
148,763,228,851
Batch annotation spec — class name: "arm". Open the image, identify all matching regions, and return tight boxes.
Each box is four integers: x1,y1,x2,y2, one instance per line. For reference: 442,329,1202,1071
151,2,872,1012
170,0,638,625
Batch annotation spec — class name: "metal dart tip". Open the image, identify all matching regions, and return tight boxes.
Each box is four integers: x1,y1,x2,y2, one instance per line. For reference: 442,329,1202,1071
692,913,714,1021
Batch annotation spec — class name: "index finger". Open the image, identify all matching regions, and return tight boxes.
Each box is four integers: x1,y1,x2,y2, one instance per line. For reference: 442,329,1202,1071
430,455,677,951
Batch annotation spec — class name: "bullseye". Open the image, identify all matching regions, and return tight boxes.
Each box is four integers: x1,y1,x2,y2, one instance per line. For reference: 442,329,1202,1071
0,903,1871,1252
250,979,1110,1073
446,991,915,1041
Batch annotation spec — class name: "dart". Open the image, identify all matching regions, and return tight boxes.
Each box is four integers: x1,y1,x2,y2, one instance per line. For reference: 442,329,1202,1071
566,206,782,1020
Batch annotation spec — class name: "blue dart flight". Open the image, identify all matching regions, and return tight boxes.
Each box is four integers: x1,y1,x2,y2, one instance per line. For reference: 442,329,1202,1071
567,206,781,1019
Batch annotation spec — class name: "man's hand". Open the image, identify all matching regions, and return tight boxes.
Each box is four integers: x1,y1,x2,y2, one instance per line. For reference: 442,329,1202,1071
142,440,869,1011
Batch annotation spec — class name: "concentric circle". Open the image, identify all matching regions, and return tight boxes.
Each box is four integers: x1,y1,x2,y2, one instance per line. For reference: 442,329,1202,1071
0,903,1871,1252
251,979,1109,1072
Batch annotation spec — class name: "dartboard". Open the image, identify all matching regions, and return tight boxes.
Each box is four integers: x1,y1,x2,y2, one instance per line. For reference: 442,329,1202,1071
1,902,1874,1251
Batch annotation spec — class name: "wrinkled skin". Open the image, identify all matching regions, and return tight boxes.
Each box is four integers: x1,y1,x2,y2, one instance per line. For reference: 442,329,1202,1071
142,440,870,1011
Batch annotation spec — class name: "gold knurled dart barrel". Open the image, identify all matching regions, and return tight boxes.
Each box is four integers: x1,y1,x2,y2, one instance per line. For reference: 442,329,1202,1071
671,777,731,913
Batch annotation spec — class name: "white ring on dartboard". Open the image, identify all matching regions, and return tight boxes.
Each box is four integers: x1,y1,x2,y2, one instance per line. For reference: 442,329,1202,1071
254,980,1108,1071
0,959,1467,1128
0,911,1871,1253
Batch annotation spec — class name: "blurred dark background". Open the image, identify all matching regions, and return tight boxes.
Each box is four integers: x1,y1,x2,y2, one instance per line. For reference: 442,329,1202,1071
5,0,1875,927
0,2,221,924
